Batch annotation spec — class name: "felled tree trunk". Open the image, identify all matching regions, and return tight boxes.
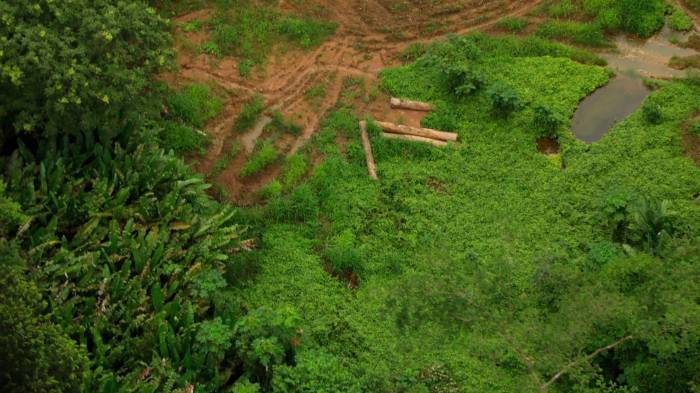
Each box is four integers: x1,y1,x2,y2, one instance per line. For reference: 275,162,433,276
359,121,378,180
375,121,458,142
390,97,433,112
381,132,448,147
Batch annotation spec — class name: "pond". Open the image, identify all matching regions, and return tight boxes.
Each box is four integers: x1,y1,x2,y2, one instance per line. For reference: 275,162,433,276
570,24,698,143
571,73,650,143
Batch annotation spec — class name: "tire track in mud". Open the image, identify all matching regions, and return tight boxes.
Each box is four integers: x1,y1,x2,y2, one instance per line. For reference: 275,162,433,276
176,0,544,202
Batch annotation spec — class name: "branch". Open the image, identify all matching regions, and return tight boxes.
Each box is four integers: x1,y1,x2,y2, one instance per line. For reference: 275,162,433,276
542,335,634,390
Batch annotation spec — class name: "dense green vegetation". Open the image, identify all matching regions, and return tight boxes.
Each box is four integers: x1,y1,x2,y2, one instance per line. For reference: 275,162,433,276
3,0,700,392
243,33,700,392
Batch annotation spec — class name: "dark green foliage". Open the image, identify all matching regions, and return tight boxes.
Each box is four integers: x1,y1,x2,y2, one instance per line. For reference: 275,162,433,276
168,84,223,127
1,138,244,391
233,306,301,386
487,81,522,116
159,120,209,155
444,64,487,97
642,99,663,124
0,0,171,137
0,249,88,393
533,104,565,138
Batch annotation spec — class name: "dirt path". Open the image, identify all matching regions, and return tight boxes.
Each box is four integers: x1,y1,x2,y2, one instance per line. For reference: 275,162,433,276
173,0,544,203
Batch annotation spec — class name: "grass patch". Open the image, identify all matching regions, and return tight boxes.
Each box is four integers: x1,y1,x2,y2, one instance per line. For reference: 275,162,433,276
495,17,529,33
241,140,279,177
669,7,694,32
536,20,608,47
168,84,222,127
159,120,208,155
209,1,336,66
234,95,264,132
210,141,241,177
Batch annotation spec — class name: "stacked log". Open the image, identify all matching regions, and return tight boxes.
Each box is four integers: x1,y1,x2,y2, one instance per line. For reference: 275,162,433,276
374,121,458,147
381,132,448,147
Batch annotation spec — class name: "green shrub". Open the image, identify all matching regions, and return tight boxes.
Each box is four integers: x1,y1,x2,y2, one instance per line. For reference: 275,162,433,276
642,99,663,124
266,110,302,135
258,179,282,200
242,140,279,177
200,41,223,57
233,306,301,384
159,120,208,155
180,19,202,32
444,64,487,97
0,256,88,393
234,95,264,132
669,7,694,32
496,17,530,33
487,81,522,116
685,0,700,11
281,154,307,188
239,59,255,77
168,84,223,127
533,104,565,138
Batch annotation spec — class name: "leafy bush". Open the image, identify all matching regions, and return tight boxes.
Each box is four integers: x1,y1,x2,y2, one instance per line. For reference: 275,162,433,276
0,0,171,137
0,254,88,393
168,84,223,127
642,99,663,124
533,104,565,138
233,306,301,385
669,7,694,32
180,19,203,32
242,141,279,177
159,120,208,155
487,82,522,116
444,64,487,97
235,95,265,132
201,41,223,57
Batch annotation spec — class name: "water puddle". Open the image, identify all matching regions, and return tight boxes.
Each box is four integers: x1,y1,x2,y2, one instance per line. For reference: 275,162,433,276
571,73,650,143
571,24,698,143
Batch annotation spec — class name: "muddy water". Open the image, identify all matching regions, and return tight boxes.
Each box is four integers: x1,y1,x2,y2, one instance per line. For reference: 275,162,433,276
571,73,650,143
571,25,698,142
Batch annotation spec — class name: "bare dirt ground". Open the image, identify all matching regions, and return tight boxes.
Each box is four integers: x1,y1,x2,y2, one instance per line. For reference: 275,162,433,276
169,0,544,204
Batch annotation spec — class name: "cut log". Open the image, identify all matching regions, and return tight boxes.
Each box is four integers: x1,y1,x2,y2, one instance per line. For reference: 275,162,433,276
375,121,458,142
359,121,378,180
390,97,433,112
381,132,448,147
